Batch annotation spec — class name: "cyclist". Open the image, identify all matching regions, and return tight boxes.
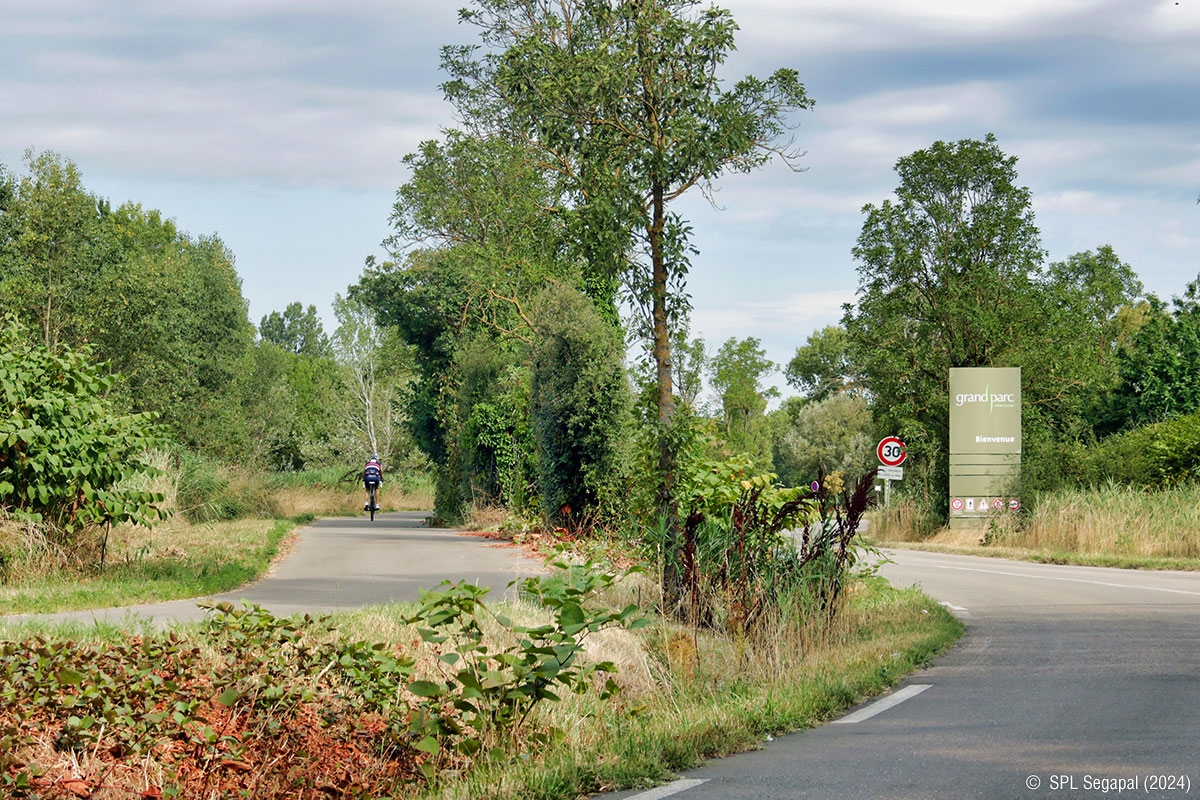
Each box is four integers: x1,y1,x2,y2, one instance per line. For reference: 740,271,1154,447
362,454,383,512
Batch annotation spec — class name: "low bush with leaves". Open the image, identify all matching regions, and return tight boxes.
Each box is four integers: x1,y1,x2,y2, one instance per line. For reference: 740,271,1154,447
0,315,164,545
660,435,879,634
402,554,646,779
0,557,644,797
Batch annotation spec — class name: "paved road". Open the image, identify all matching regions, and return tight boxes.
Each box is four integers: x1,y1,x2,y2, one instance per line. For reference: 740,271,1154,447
3,511,541,627
608,549,1200,800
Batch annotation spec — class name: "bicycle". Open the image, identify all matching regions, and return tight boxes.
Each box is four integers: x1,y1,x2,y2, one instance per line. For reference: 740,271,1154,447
367,483,379,522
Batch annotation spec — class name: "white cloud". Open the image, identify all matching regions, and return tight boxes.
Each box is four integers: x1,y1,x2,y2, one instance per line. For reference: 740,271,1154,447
1153,221,1200,250
1147,0,1200,35
728,0,1113,52
692,290,854,343
1034,190,1121,216
0,75,450,188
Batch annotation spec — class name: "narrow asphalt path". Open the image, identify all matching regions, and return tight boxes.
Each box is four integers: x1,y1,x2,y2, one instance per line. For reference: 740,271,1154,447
608,549,1200,800
3,511,542,627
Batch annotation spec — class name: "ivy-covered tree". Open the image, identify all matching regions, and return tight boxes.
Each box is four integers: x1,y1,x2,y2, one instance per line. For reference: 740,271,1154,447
530,284,628,525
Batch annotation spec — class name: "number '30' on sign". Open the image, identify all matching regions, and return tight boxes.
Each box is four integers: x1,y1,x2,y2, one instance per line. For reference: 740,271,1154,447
877,436,907,467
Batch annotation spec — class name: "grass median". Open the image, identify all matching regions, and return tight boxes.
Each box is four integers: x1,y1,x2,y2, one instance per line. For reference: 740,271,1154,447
0,517,296,616
427,581,961,800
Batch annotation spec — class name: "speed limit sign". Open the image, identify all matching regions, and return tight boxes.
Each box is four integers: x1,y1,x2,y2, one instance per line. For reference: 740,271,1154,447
877,436,907,467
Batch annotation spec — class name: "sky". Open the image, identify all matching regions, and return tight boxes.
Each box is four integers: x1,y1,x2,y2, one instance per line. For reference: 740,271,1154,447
3,0,1198,398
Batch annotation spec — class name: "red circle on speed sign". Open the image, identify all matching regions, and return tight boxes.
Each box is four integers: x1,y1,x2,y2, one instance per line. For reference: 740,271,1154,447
877,436,907,467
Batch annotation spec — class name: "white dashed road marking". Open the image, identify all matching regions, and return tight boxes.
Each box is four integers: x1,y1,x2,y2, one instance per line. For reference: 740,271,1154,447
939,601,972,618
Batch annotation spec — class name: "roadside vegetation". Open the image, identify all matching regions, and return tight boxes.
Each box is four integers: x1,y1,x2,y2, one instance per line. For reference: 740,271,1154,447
0,550,959,799
873,483,1200,570
6,0,1200,796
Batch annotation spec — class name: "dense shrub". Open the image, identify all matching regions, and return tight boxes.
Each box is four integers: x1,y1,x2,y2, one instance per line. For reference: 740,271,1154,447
530,285,629,526
657,435,878,631
1025,412,1200,495
0,316,164,544
457,338,538,513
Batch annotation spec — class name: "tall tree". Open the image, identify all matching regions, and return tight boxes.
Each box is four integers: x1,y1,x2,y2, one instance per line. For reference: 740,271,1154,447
0,149,104,349
709,336,777,459
442,0,810,579
260,302,331,357
530,284,628,524
332,293,403,461
844,135,1141,510
785,325,860,402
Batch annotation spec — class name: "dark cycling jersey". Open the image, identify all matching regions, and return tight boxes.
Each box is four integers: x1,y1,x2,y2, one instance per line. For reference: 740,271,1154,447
363,461,382,485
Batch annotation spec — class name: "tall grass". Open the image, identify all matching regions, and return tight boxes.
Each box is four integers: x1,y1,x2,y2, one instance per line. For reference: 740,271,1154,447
867,499,941,543
873,482,1200,562
174,453,435,522
1011,482,1200,558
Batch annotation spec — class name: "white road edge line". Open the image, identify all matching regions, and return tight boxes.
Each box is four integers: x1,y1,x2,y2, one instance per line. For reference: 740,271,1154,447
833,684,932,724
625,779,709,799
915,563,1200,598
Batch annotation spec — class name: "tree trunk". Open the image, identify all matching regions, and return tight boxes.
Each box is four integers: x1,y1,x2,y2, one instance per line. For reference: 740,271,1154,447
650,180,681,604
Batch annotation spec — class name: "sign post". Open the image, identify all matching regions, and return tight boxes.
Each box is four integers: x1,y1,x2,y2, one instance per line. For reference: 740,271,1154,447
876,436,907,510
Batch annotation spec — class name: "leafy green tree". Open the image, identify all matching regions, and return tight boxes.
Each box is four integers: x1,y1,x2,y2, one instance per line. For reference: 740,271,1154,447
259,302,330,357
785,325,860,401
671,325,708,412
1102,277,1200,431
844,135,1142,510
709,336,777,461
442,0,811,556
772,393,875,488
530,285,629,525
0,154,258,459
81,206,256,455
0,316,163,545
0,149,104,349
363,129,578,517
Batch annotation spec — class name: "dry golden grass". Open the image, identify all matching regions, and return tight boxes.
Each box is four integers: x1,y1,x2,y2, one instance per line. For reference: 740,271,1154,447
874,484,1200,565
1014,483,1200,558
267,483,434,518
867,499,941,543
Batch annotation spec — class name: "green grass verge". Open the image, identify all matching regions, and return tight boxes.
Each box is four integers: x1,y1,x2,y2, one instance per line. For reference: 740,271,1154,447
875,540,1200,571
0,517,296,615
424,583,963,800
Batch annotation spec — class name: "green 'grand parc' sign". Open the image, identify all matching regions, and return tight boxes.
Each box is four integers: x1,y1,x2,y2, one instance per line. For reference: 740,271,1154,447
948,367,1021,527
